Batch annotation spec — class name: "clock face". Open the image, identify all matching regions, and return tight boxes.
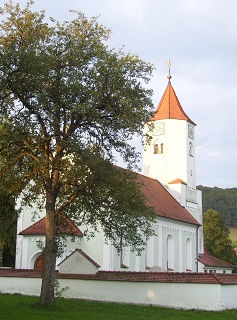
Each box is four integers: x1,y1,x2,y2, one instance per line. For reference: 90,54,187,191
188,124,194,139
153,122,165,136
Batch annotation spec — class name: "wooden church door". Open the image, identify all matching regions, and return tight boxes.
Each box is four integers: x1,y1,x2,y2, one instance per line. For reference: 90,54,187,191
34,255,43,270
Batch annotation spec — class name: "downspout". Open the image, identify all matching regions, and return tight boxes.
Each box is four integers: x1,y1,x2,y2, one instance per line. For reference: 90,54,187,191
196,225,200,273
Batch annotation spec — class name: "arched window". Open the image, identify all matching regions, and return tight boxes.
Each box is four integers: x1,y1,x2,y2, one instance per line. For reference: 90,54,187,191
189,142,193,156
186,238,192,271
154,142,164,154
160,143,164,153
167,234,174,270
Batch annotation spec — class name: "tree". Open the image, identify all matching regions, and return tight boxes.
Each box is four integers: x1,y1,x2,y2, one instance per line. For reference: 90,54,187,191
203,209,237,265
198,185,237,227
0,1,156,305
0,126,21,267
0,188,18,267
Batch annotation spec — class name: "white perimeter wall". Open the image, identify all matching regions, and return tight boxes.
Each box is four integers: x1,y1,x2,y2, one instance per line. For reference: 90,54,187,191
0,276,237,311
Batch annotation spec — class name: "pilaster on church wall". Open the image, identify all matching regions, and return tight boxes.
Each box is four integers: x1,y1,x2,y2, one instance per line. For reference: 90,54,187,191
197,189,204,253
102,238,111,270
15,199,24,268
79,223,104,269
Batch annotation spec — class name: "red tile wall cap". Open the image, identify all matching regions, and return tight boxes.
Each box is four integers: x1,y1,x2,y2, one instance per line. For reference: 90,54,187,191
2,269,237,285
56,271,237,284
0,268,43,278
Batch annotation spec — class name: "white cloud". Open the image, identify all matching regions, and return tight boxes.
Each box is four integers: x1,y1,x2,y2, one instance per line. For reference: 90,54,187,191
2,0,237,187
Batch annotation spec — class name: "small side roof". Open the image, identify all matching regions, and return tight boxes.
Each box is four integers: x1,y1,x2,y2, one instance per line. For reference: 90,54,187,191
19,216,83,237
198,252,237,269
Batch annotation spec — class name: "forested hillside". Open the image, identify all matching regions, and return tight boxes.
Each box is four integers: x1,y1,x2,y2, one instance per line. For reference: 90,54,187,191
198,186,237,227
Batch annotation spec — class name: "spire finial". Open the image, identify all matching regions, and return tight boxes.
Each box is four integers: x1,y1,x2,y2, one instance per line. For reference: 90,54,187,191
166,60,172,83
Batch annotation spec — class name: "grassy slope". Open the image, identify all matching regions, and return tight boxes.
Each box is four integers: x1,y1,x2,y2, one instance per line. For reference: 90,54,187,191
0,294,237,320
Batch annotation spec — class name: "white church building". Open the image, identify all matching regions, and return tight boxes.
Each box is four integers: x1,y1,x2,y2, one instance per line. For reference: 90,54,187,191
15,73,235,275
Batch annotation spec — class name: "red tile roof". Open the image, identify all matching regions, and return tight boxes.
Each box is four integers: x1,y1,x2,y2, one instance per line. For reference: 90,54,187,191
137,173,199,225
150,83,196,125
168,178,187,185
19,216,83,237
19,169,199,237
198,253,237,269
2,268,237,285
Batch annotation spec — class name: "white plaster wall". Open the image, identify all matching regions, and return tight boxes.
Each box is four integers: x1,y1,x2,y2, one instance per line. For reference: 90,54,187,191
143,119,191,186
0,276,41,296
16,215,198,274
158,218,197,272
17,234,81,269
165,184,182,205
0,276,234,311
61,280,221,310
220,285,237,309
15,201,45,269
102,218,198,273
79,224,104,268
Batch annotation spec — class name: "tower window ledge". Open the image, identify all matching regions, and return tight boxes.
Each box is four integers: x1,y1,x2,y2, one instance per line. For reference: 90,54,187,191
186,200,198,205
186,187,196,191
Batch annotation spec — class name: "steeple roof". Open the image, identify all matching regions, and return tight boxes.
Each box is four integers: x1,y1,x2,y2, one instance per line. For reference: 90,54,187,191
151,82,196,125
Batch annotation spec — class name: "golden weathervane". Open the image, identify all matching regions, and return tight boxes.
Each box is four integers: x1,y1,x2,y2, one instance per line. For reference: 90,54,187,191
166,60,172,82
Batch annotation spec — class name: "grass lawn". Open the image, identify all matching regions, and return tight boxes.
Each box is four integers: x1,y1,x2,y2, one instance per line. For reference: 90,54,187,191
0,294,237,320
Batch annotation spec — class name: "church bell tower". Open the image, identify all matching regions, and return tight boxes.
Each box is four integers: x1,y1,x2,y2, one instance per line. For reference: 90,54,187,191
142,63,203,245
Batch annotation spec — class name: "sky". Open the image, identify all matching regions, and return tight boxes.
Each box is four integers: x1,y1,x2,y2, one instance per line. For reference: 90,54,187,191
1,0,237,188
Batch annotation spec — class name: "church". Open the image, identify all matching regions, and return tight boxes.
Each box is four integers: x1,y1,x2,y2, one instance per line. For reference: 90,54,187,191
15,71,235,274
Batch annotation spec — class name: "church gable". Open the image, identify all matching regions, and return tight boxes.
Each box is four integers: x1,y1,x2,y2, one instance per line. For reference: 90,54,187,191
57,249,100,274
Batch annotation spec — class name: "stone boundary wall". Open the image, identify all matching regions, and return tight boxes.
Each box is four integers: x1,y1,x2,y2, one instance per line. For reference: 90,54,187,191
1,269,237,311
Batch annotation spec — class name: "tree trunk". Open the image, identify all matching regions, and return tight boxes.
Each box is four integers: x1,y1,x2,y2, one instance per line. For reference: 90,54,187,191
40,191,57,305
